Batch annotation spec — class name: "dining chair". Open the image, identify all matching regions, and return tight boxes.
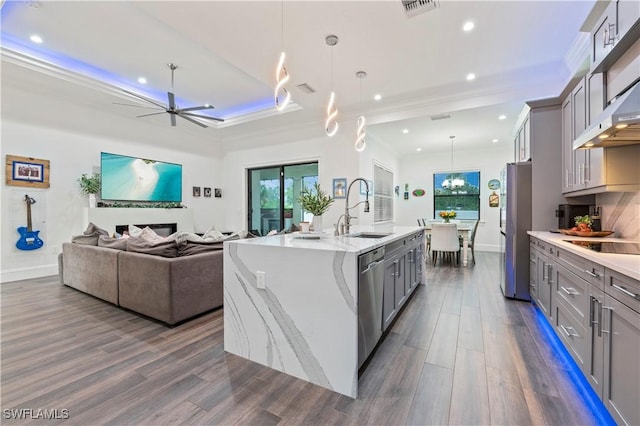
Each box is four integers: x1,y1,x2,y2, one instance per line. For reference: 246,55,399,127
461,220,480,266
430,223,460,266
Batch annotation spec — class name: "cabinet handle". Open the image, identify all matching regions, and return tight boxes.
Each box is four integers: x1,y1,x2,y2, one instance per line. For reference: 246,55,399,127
589,296,595,327
597,299,603,337
408,249,414,263
601,306,613,334
611,283,640,301
561,286,578,296
585,269,600,278
547,264,554,285
393,260,399,277
560,324,579,338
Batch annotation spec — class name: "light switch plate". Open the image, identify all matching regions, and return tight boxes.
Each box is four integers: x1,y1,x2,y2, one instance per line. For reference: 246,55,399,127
256,271,266,289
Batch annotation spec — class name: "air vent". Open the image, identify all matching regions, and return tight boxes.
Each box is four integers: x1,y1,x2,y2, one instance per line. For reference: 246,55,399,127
430,113,451,121
401,0,439,18
296,83,316,94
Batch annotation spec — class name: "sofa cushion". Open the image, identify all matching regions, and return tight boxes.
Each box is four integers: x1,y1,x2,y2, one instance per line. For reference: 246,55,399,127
178,240,224,257
98,235,128,250
126,236,178,258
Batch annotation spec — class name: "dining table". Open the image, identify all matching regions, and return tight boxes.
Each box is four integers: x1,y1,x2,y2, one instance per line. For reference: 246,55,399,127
423,222,472,266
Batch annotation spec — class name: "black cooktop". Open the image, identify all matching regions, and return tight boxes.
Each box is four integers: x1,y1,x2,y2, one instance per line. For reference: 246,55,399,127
564,240,640,255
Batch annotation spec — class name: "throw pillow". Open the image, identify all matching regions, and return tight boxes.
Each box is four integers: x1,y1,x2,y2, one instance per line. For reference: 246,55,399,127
126,236,178,258
202,227,226,242
98,235,127,250
140,226,168,244
127,224,143,238
83,222,109,236
178,240,224,257
71,234,100,245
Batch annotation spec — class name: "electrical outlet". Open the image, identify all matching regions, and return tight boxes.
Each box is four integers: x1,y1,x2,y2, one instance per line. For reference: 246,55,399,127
256,271,266,289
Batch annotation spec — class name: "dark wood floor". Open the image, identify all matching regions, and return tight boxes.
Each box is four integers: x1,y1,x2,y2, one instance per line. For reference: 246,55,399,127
1,252,602,425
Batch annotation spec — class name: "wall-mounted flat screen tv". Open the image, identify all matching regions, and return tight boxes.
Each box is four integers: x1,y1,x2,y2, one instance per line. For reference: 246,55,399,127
100,152,182,202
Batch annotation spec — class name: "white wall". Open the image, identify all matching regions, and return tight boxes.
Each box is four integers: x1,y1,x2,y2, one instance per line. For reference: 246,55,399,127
395,144,513,252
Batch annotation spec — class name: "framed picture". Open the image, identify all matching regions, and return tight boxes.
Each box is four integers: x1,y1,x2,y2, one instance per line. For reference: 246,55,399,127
214,188,222,198
360,179,373,195
333,178,347,199
5,154,50,188
193,186,201,197
204,187,212,197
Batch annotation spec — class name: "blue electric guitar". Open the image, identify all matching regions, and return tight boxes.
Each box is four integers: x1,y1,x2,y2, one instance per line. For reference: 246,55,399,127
16,195,44,251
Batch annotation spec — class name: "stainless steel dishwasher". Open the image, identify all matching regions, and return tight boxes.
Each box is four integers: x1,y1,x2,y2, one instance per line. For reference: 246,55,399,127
358,246,385,368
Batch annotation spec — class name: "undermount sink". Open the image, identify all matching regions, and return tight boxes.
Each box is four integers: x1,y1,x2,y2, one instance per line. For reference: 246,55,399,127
348,232,392,239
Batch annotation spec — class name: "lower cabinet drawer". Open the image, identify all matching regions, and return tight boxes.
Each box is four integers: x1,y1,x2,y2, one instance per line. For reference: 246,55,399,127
605,269,640,314
554,300,587,370
554,263,589,327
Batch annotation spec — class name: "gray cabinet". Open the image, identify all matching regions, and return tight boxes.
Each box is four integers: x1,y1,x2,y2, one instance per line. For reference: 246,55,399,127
530,237,640,426
602,292,640,426
561,96,574,193
590,0,640,73
382,231,424,331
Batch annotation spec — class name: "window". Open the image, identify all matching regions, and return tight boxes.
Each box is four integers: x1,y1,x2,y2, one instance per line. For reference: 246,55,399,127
433,171,480,220
248,162,318,235
374,164,394,222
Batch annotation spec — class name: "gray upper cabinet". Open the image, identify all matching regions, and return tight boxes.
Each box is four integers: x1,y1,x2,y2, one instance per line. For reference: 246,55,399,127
561,96,574,193
591,0,640,73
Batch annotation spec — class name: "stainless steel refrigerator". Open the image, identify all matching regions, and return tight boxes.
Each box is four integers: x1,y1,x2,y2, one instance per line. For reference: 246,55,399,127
500,162,532,301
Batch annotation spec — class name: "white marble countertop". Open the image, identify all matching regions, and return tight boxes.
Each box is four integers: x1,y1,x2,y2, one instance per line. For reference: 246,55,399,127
528,231,640,281
227,225,423,255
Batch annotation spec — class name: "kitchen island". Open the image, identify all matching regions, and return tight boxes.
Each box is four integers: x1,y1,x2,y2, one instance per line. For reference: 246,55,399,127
223,225,424,398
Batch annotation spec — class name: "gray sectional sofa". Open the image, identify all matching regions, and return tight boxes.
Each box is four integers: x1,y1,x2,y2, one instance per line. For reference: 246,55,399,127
61,241,224,325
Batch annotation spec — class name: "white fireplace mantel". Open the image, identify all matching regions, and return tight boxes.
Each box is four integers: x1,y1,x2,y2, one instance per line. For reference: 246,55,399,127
82,208,195,235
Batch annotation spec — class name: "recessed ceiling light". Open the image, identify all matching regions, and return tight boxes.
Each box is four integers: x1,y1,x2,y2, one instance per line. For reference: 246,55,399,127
137,77,147,84
402,129,409,134
374,94,382,101
29,34,43,44
498,115,506,120
416,148,422,152
466,73,476,81
463,21,475,32
492,139,499,143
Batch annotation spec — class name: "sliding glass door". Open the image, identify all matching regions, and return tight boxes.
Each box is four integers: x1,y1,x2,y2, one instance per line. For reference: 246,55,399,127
248,162,318,236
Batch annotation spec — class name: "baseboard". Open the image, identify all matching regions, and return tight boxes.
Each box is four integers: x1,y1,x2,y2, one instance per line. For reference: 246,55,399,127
1,264,58,283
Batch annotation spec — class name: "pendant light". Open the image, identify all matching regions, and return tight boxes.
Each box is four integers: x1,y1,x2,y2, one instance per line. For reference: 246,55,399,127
325,35,339,137
355,71,367,152
442,135,464,190
274,0,290,111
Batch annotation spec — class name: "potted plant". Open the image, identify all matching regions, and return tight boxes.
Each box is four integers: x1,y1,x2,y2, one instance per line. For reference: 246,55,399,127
298,182,333,232
78,172,101,208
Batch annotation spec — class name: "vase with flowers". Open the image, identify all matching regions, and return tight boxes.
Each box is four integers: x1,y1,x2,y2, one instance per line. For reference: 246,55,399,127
439,210,457,223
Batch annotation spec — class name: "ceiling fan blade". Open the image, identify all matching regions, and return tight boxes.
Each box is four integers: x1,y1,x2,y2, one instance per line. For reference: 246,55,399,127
180,112,225,122
178,114,208,128
120,89,166,109
180,105,215,112
168,92,176,110
170,114,177,127
137,112,167,118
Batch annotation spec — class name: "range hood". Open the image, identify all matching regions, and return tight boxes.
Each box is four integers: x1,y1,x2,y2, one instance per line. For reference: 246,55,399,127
573,82,640,150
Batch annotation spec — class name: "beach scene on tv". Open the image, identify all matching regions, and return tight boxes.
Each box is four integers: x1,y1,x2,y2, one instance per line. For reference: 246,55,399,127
101,152,182,202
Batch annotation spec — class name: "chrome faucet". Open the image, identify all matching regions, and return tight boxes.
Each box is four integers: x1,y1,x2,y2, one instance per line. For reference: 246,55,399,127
336,178,370,235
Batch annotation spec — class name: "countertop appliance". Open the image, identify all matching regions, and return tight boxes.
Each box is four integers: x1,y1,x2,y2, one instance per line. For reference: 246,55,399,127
501,162,532,301
556,204,591,230
565,240,640,255
357,246,385,368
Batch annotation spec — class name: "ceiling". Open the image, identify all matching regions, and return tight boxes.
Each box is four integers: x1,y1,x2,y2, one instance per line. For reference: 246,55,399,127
0,0,596,156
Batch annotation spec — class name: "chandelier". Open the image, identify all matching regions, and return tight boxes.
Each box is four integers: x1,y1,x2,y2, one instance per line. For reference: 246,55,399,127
442,135,464,190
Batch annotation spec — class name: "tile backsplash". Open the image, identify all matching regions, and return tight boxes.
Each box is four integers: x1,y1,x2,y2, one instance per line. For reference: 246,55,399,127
597,192,640,240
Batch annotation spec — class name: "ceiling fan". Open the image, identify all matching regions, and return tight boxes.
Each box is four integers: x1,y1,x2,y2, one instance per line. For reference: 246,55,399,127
116,63,224,128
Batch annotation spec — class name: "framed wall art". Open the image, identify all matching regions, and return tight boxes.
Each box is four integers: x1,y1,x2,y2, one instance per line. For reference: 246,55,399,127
333,178,347,199
214,188,222,198
193,186,201,197
204,187,212,197
5,155,50,188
